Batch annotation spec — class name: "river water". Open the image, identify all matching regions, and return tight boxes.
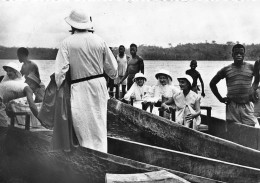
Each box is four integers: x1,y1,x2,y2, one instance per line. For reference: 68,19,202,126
1,59,256,120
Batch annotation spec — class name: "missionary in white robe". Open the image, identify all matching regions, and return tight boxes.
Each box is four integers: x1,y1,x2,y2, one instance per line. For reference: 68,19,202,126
55,10,117,153
143,69,179,115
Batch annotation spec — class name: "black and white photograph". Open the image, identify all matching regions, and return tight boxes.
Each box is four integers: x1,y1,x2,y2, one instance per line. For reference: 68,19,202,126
0,0,260,182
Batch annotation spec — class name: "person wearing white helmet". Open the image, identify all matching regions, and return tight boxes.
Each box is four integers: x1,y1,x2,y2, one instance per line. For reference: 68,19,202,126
161,74,201,130
0,62,39,127
123,73,150,109
1,62,23,82
143,69,179,116
55,9,117,153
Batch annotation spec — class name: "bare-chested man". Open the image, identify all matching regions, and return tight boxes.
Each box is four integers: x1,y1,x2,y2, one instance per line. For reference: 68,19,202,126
119,43,144,90
17,47,45,102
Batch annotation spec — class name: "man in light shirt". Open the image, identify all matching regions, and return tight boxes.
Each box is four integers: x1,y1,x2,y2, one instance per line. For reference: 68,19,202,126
55,9,117,153
115,45,130,99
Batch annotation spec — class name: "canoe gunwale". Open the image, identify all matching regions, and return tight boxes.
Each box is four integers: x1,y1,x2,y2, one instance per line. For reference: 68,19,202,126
107,98,260,169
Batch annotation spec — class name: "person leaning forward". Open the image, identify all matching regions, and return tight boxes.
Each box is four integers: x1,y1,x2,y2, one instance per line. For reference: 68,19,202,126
25,73,45,103
55,9,118,153
210,44,260,127
0,62,39,127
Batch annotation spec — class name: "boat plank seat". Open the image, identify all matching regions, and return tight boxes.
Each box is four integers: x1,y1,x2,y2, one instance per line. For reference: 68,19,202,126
8,111,31,130
106,170,190,183
158,106,211,132
123,99,154,113
141,101,154,113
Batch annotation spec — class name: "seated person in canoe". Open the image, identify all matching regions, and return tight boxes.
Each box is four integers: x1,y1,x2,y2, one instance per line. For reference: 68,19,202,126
161,74,201,130
25,73,45,103
17,47,46,101
210,44,260,127
122,73,150,109
143,69,179,115
0,62,39,127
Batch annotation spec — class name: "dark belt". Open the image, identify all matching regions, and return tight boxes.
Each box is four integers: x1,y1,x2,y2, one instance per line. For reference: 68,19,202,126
71,74,104,84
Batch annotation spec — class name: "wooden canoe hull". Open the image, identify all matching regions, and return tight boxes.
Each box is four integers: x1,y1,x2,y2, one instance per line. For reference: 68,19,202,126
3,126,260,183
0,127,220,183
107,98,260,169
108,136,260,182
203,115,260,150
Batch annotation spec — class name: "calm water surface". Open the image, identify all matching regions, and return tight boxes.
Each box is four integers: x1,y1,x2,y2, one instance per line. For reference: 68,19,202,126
1,59,255,120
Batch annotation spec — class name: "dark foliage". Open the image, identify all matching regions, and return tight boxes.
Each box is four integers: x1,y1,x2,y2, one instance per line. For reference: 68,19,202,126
1,42,260,61
0,46,58,60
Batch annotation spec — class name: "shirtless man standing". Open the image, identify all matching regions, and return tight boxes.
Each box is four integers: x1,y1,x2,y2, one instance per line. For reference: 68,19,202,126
119,43,144,90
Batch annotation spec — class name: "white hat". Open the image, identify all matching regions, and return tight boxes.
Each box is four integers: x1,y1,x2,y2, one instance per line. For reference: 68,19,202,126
65,9,94,31
3,62,22,78
177,74,193,86
133,73,147,82
155,69,172,81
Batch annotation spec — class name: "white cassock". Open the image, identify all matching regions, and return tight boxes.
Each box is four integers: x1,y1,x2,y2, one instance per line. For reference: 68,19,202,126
145,84,179,115
55,31,117,153
123,83,151,109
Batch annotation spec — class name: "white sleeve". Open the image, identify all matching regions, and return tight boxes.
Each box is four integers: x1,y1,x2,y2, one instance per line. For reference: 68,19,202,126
55,41,69,89
124,84,136,101
171,86,180,96
144,85,159,103
103,42,118,79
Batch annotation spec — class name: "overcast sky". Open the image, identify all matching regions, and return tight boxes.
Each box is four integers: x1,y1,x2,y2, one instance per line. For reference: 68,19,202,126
1,0,260,48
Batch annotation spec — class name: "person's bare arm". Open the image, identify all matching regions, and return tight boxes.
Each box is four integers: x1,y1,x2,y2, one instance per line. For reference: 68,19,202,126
24,86,38,117
139,57,144,74
252,60,260,90
198,74,205,97
185,99,201,121
210,75,229,104
20,65,25,76
161,97,175,112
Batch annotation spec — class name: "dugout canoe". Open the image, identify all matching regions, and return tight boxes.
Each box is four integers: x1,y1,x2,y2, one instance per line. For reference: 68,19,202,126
204,115,260,150
108,136,260,182
0,126,224,183
4,127,260,183
107,98,260,169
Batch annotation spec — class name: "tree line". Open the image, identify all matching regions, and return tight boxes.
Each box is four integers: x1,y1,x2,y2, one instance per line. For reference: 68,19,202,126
1,42,260,60
0,46,58,60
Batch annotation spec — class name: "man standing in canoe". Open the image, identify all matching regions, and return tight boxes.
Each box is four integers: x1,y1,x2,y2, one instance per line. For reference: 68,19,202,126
115,45,130,99
55,9,118,153
210,44,260,127
186,60,205,97
118,43,144,90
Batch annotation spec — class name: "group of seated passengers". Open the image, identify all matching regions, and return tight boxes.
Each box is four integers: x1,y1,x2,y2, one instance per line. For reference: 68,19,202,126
122,69,201,130
0,62,45,127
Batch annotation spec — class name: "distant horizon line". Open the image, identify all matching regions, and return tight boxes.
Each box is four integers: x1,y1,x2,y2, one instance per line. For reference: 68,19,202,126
2,42,260,49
